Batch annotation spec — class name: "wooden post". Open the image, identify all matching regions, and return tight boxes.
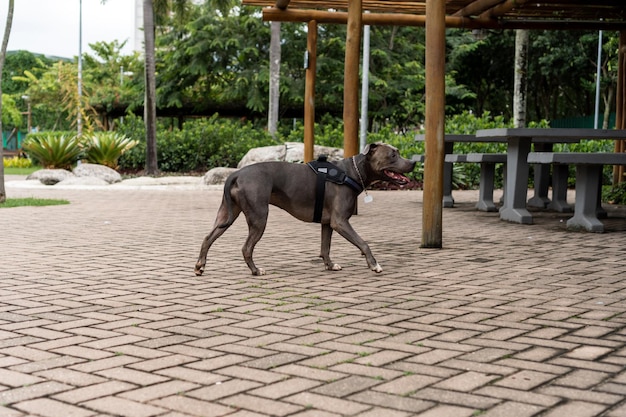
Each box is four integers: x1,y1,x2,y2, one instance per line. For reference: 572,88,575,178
421,0,446,248
615,30,626,185
304,20,318,163
343,0,362,157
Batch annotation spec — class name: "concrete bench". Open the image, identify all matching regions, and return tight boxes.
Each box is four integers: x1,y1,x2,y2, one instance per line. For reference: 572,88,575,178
527,152,626,232
413,153,506,212
446,153,507,212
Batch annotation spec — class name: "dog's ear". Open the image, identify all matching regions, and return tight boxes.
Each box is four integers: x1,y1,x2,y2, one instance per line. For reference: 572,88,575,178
361,142,379,155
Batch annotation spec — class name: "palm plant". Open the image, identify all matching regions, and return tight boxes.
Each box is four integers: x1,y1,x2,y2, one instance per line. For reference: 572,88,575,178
83,132,138,169
22,134,82,170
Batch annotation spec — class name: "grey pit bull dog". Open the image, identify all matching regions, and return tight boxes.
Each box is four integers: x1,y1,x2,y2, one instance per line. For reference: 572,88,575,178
194,142,416,276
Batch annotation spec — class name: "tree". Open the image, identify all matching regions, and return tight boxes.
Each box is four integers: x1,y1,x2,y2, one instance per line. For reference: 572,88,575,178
143,0,158,174
0,0,15,204
268,20,281,136
513,29,529,128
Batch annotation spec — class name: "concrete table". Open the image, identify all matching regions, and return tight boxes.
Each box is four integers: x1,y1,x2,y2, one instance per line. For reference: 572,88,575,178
476,128,626,224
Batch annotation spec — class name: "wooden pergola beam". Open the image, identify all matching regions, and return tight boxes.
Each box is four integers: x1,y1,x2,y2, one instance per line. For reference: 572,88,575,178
262,7,626,30
263,7,481,28
480,0,529,19
453,0,503,17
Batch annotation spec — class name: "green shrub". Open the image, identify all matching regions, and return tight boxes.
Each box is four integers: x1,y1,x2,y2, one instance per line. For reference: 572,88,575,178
603,182,626,205
3,156,32,168
83,132,138,169
118,114,277,172
22,134,82,170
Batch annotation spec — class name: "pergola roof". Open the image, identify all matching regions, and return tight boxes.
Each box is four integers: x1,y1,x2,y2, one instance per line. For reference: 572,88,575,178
242,0,626,30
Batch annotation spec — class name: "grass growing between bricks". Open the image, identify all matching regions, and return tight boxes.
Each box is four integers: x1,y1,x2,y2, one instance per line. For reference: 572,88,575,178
0,197,70,208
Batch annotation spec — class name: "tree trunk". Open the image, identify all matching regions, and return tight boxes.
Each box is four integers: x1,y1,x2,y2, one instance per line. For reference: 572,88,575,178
0,0,15,203
603,84,614,129
144,0,159,175
268,21,281,137
513,29,529,128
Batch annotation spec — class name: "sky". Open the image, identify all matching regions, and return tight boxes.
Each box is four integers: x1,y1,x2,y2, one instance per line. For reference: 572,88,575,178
0,0,137,59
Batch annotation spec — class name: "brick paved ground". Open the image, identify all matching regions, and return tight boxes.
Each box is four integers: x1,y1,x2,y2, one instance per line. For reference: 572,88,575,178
1,178,626,417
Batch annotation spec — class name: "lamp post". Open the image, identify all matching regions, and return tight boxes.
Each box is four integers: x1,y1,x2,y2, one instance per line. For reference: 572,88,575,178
21,95,31,134
77,0,83,137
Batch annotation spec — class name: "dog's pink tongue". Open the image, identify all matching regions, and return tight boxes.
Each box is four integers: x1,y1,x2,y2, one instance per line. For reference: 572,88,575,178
385,170,410,183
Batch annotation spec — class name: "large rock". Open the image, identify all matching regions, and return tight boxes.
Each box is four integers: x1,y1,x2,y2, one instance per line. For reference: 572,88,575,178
27,169,75,185
73,163,122,184
203,167,237,185
237,142,343,168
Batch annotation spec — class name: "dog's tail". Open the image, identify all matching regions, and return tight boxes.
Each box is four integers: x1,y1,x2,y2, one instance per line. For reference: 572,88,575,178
217,171,240,228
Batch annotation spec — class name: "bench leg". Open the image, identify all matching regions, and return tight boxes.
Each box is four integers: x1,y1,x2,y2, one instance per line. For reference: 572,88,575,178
547,164,572,212
476,162,497,212
528,143,552,208
443,142,454,207
596,175,608,219
500,138,533,224
567,165,604,232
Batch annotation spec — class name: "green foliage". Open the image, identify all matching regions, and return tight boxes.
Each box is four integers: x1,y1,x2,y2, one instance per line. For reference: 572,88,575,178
83,132,138,169
22,133,82,169
1,94,23,128
603,182,626,205
3,156,32,168
117,114,278,172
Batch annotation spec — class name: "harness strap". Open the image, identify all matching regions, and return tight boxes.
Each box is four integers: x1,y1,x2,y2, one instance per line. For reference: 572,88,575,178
313,170,326,223
307,155,363,223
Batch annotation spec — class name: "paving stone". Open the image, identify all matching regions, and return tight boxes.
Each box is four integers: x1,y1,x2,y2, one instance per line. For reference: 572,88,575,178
95,367,170,386
433,371,500,392
493,369,558,390
186,379,261,401
349,390,434,413
541,401,607,417
53,381,136,403
249,377,322,399
221,393,305,416
13,398,94,417
151,394,234,416
34,368,107,387
0,382,72,405
312,375,382,397
413,405,476,417
286,392,371,415
0,369,44,387
479,401,545,417
82,396,167,417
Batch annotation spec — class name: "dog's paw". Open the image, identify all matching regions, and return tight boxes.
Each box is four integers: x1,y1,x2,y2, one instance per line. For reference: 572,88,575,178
194,265,205,276
253,268,266,276
371,263,383,273
326,263,342,271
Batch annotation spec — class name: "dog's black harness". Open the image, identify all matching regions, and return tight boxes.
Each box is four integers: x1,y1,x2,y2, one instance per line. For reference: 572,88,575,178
307,155,363,223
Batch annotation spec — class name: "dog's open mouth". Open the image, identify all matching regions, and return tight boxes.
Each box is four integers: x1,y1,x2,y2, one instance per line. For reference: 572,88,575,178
383,169,411,185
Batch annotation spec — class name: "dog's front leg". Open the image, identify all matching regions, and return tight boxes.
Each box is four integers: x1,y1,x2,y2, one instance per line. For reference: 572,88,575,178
320,224,342,271
331,220,382,273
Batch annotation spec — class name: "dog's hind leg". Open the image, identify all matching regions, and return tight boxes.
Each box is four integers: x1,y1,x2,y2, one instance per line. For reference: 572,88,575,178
194,203,241,276
320,224,342,271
